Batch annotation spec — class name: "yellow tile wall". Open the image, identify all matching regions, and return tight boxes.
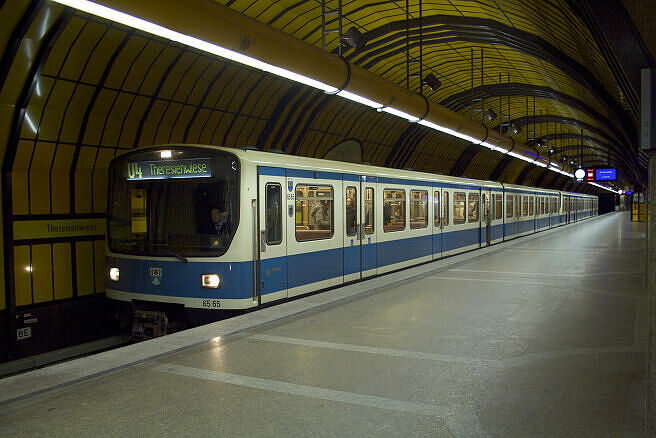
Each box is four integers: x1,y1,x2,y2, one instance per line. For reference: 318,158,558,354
32,244,53,303
75,241,94,296
14,246,32,306
94,240,106,293
53,243,73,300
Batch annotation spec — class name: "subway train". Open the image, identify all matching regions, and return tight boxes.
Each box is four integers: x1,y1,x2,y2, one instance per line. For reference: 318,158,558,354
105,145,597,336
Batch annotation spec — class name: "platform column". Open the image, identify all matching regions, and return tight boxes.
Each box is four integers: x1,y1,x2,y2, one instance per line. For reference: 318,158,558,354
648,153,656,436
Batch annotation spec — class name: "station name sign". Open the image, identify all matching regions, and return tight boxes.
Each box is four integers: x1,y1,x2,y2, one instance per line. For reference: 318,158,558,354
126,158,213,180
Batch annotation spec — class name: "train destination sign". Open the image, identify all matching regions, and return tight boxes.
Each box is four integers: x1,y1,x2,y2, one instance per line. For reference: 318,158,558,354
127,158,213,180
595,168,617,181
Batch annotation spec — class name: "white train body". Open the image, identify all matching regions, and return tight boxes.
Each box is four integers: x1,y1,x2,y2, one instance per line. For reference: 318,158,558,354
105,145,597,313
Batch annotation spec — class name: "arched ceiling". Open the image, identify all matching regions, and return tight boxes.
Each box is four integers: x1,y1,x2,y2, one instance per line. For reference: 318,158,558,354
0,0,652,223
216,0,652,188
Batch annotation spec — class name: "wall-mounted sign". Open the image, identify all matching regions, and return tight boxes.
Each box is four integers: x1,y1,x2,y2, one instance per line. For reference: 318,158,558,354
13,218,106,240
126,158,213,180
574,168,586,182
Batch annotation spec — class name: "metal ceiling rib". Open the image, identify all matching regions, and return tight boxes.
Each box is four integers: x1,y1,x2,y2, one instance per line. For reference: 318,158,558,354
217,0,643,187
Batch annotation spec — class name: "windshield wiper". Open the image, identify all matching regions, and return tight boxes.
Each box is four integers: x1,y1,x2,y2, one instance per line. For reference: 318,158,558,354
152,243,188,263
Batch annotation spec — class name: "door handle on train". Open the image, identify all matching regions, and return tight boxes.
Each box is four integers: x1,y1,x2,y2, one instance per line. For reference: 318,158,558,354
260,230,266,253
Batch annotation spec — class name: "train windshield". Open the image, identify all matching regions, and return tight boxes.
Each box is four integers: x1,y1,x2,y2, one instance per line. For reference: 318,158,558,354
107,147,240,257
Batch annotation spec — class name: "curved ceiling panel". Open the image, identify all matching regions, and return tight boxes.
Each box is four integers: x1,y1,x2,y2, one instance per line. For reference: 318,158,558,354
218,0,645,190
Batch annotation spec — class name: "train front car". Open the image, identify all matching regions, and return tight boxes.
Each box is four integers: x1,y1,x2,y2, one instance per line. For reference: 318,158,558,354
105,146,251,337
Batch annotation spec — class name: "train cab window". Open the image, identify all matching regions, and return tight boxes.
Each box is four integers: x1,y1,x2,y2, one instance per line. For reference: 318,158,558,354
506,195,513,218
295,185,334,241
364,187,374,234
468,193,479,223
265,184,282,245
433,191,440,226
453,192,466,224
494,194,503,220
443,191,449,226
410,190,428,229
108,149,241,257
522,196,528,216
383,189,406,232
345,186,357,236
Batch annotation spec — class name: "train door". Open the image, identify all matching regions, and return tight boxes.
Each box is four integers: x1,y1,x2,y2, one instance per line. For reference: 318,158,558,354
257,168,288,305
343,180,361,282
532,194,537,232
361,178,377,277
442,189,452,256
432,186,443,259
343,176,377,281
482,189,491,247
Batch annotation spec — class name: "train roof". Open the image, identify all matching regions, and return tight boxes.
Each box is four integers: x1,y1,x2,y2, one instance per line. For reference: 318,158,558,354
123,144,596,197
238,147,503,189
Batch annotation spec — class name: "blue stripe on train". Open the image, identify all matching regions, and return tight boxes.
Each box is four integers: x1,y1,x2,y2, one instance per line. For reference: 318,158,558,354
106,256,254,300
377,234,432,266
109,217,574,301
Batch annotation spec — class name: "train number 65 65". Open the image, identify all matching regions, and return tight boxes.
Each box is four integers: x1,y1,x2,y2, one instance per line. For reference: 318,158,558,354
202,300,221,308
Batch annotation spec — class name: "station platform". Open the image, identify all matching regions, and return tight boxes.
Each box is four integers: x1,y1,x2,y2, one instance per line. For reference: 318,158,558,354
0,212,645,437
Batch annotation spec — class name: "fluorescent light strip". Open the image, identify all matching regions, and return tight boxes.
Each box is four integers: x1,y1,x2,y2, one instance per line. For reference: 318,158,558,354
52,0,339,93
417,120,481,143
507,151,532,163
379,107,420,122
588,182,619,193
336,90,382,108
480,141,508,153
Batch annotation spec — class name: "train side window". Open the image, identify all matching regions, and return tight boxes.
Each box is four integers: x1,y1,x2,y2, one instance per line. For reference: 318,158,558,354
443,191,449,226
529,196,534,216
410,190,428,229
364,187,374,234
495,194,503,220
345,186,357,236
540,197,544,215
453,192,466,224
522,196,528,216
383,189,406,232
506,195,513,218
515,195,520,217
265,183,282,245
434,191,440,226
295,185,334,241
468,193,479,223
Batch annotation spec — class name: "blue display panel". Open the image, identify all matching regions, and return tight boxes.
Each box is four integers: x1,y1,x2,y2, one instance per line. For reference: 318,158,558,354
595,168,616,181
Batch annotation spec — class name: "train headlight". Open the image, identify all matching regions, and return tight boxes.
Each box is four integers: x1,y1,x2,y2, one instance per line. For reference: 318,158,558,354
201,274,221,289
109,267,120,281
